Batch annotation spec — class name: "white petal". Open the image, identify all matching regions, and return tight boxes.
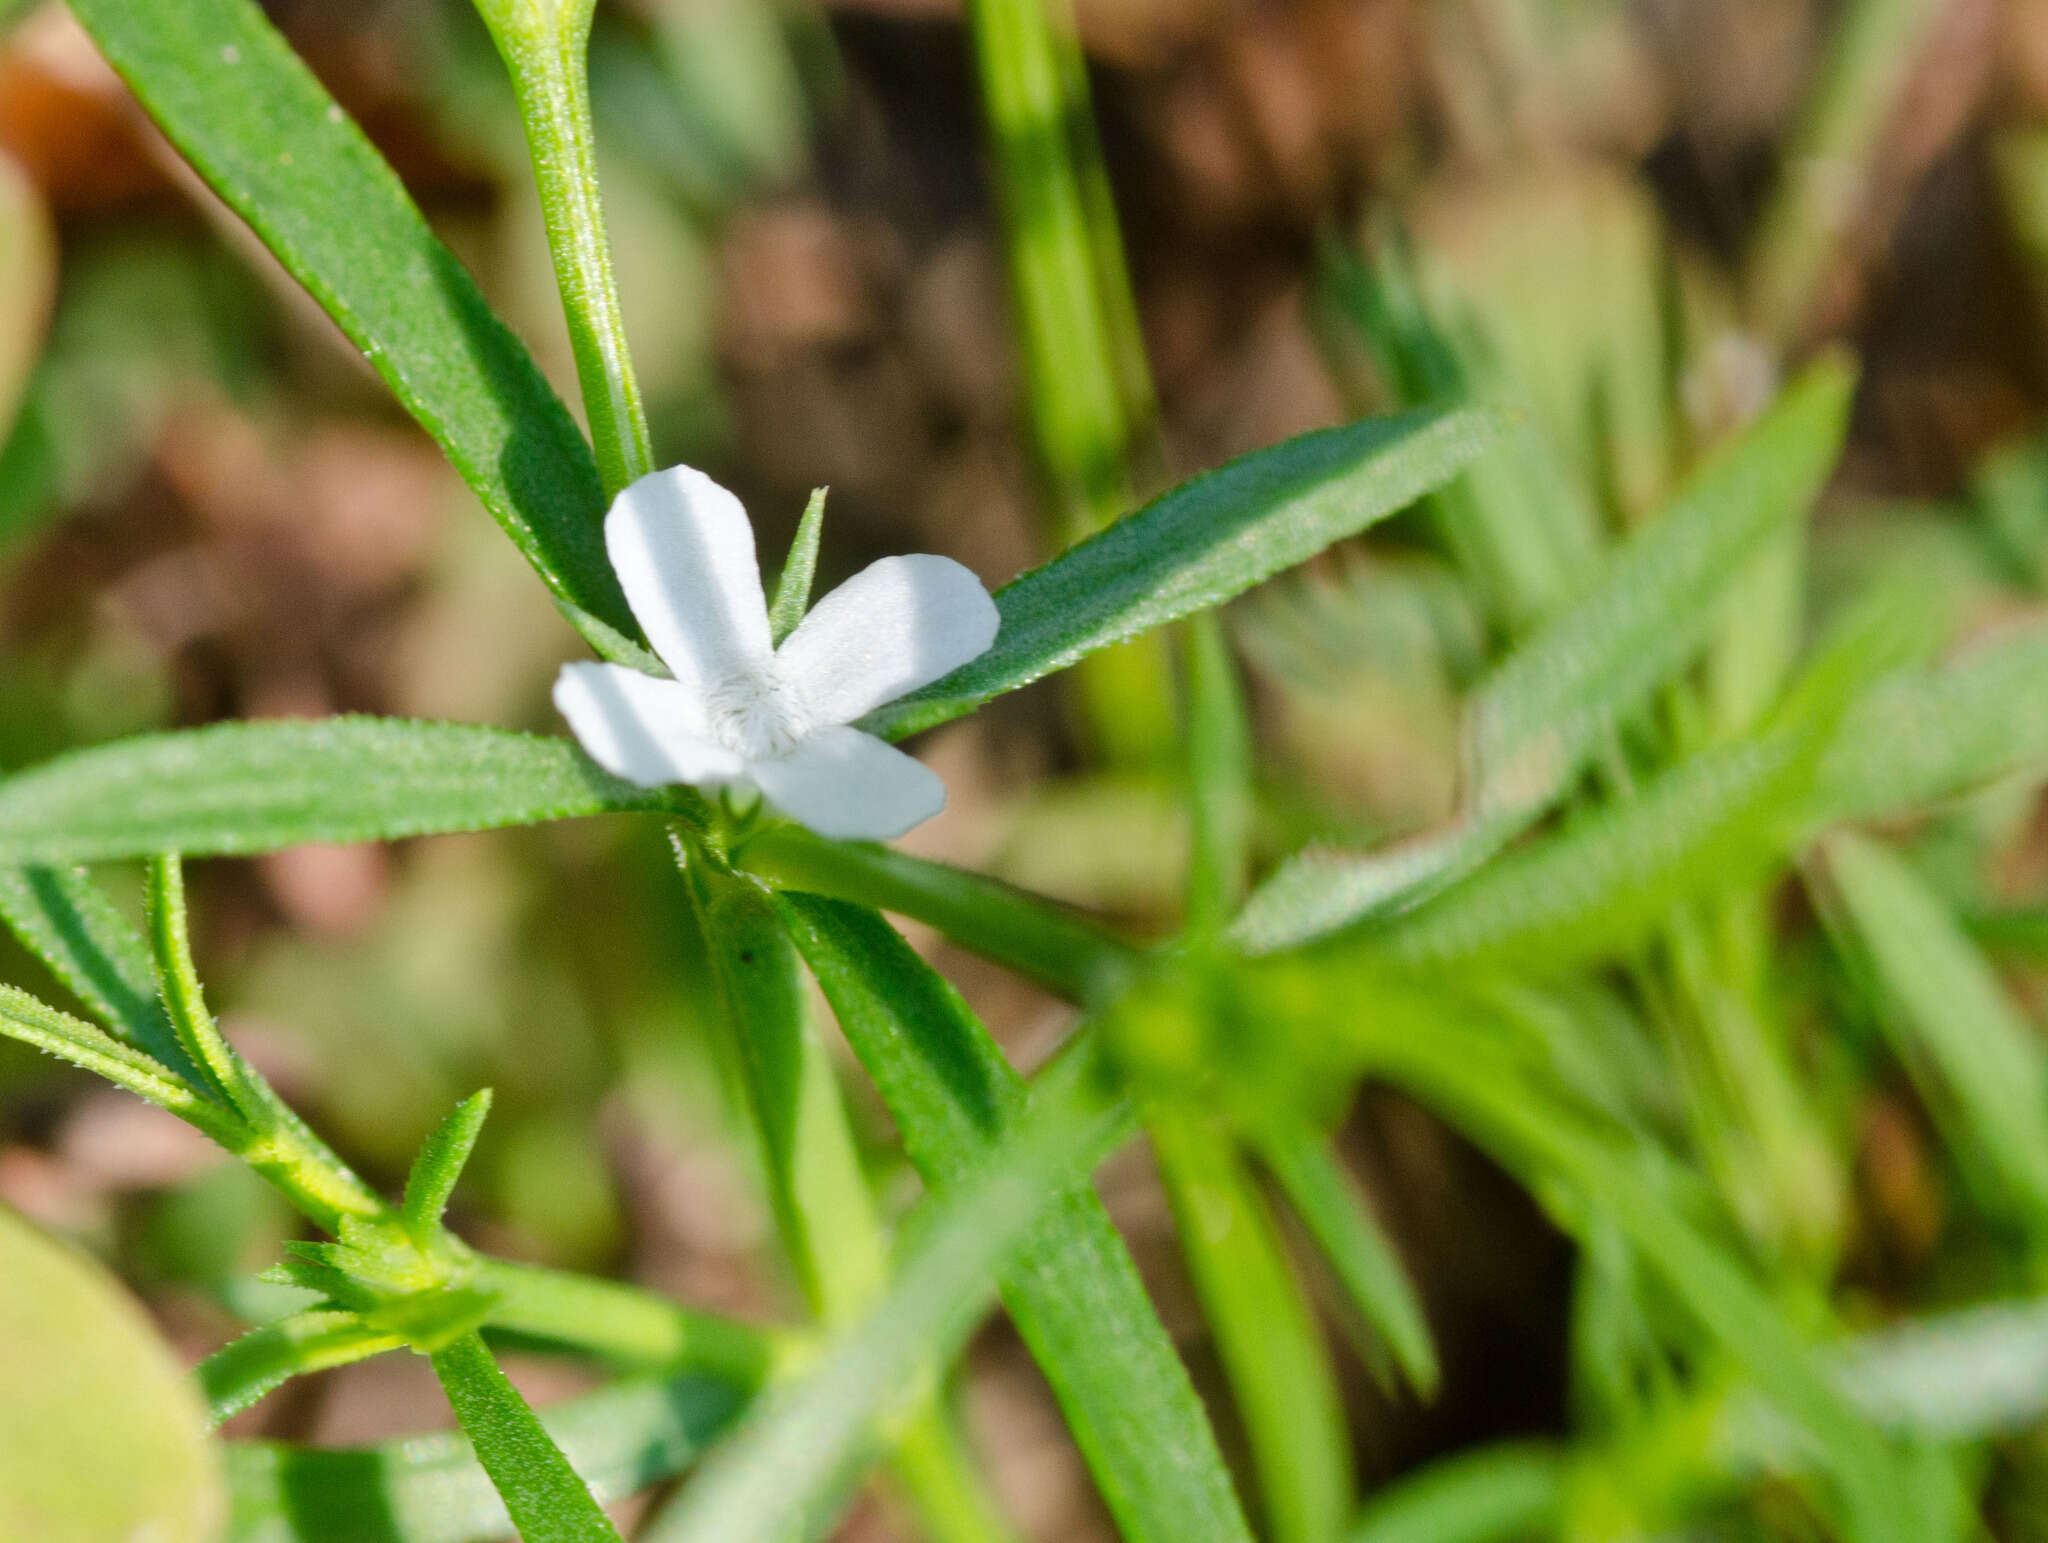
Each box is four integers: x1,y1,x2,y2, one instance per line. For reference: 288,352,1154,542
606,465,773,699
748,725,946,840
776,554,999,726
554,662,744,788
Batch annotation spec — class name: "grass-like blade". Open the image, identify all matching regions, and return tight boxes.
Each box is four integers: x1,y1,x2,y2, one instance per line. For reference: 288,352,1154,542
1151,1109,1352,1543
65,0,646,663
1233,356,1855,951
428,1333,623,1543
225,1375,745,1543
1257,1118,1438,1397
0,718,674,864
860,407,1498,741
1814,832,2048,1241
775,893,1257,1543
641,1043,1131,1543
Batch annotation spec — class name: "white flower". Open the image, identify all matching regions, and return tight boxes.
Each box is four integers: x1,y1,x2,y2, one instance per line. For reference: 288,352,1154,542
555,465,998,841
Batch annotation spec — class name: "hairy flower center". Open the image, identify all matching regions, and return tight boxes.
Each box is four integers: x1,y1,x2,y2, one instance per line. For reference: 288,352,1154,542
705,667,812,760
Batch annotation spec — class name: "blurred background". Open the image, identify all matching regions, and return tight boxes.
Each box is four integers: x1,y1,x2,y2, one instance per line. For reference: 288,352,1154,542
6,0,2048,1536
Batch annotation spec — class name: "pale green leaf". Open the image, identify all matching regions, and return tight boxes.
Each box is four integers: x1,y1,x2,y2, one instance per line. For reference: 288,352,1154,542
1234,357,1855,951
0,1206,224,1542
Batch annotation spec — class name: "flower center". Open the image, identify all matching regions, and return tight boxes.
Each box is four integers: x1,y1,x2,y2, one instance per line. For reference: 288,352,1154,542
705,666,812,760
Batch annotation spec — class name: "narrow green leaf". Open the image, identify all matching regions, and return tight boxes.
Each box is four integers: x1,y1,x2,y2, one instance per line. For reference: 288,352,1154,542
769,487,828,646
0,982,242,1144
860,407,1500,741
225,1374,746,1543
1808,617,2048,823
737,823,1142,1005
1371,729,1813,974
201,1309,404,1428
0,718,673,864
1344,1442,1562,1543
429,1332,623,1543
1814,832,2048,1237
0,864,194,1077
65,0,647,662
1233,356,1856,950
1355,573,1920,975
774,894,1257,1543
1184,612,1253,934
404,1090,495,1235
1256,1118,1438,1397
0,1207,223,1542
641,1043,1131,1543
1152,1109,1352,1543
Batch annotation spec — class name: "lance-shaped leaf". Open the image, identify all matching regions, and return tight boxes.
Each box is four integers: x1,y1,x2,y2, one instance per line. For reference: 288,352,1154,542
1234,357,1855,951
429,1333,624,1543
860,407,1498,741
0,718,674,864
65,0,647,663
774,894,1256,1543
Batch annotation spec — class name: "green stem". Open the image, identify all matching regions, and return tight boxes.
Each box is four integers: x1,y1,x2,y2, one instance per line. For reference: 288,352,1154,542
732,823,1144,1004
475,1257,784,1387
475,0,652,496
965,0,1175,763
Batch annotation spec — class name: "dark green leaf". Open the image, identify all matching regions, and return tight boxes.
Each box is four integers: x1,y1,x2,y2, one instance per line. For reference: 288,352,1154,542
66,0,647,662
0,718,672,864
428,1332,623,1543
775,894,1256,1543
861,407,1498,741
